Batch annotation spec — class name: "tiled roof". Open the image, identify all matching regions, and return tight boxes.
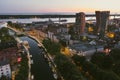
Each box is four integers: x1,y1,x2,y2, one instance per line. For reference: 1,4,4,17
0,60,9,66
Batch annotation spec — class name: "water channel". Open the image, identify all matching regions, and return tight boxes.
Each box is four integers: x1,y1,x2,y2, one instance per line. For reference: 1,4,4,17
9,30,55,80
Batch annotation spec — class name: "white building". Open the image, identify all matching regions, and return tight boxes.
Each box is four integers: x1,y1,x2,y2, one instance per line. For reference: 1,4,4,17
0,61,11,78
0,22,8,29
47,31,59,42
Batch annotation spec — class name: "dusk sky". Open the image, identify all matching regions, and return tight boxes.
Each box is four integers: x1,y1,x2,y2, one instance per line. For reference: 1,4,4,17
0,0,120,14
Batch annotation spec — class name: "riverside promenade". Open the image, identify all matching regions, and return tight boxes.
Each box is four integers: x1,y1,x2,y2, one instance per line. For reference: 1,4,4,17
8,27,32,80
28,35,62,80
8,26,59,80
15,37,32,80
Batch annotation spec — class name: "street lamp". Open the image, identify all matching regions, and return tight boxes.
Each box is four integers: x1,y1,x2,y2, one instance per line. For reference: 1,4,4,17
94,44,97,52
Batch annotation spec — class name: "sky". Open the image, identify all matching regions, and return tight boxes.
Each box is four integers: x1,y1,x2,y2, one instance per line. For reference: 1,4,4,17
0,0,120,14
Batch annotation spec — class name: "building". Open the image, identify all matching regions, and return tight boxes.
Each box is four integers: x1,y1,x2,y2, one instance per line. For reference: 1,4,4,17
57,24,69,34
0,61,11,79
75,12,86,34
95,11,110,38
47,31,59,42
0,22,7,29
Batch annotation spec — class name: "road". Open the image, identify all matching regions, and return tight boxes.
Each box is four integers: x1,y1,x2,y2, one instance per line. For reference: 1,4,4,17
19,36,55,80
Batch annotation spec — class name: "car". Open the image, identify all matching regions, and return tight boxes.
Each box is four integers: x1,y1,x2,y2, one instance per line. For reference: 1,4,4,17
53,73,58,79
31,60,34,64
30,55,32,58
31,75,34,80
38,44,42,47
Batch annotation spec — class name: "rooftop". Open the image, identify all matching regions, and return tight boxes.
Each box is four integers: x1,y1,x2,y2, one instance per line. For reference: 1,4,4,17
0,47,18,61
0,60,9,66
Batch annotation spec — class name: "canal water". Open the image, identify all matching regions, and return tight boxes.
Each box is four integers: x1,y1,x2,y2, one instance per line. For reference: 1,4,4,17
9,30,55,80
20,36,55,80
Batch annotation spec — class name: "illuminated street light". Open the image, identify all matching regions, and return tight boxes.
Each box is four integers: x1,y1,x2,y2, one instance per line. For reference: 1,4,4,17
106,32,115,38
88,27,94,32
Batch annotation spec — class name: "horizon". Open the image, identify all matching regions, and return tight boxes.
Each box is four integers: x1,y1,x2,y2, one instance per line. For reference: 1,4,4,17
1,0,120,14
0,12,119,15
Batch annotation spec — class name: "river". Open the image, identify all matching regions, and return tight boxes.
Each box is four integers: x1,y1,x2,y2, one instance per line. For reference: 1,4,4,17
0,16,117,24
9,30,55,80
0,17,97,23
19,36,55,80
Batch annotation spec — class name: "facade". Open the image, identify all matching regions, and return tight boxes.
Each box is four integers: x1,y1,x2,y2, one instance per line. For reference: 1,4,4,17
0,61,11,79
95,11,110,37
0,22,7,29
47,31,59,42
75,12,86,34
57,24,69,34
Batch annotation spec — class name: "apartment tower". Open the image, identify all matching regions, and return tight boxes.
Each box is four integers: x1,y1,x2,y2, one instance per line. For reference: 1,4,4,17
95,11,110,38
75,12,86,35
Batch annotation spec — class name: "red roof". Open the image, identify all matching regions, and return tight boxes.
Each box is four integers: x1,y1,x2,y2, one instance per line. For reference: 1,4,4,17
0,47,18,61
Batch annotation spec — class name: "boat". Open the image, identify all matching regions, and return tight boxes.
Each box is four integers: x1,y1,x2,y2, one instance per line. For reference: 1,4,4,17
38,44,42,47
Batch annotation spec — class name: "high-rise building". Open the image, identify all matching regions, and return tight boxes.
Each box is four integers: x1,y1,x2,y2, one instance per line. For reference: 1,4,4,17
75,12,86,34
95,11,110,38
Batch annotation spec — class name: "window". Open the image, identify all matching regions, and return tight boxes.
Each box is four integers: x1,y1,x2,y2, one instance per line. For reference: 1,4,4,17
1,72,3,75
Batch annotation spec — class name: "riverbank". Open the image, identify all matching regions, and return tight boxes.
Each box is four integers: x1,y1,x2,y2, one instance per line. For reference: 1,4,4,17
28,35,59,80
8,26,58,80
15,37,31,80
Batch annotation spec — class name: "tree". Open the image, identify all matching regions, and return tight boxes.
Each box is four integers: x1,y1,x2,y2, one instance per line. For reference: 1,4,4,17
113,63,120,76
54,54,82,80
0,27,9,36
68,26,76,40
59,39,67,47
102,55,113,70
72,54,85,66
110,48,120,76
110,48,120,62
0,75,8,80
0,27,17,50
91,52,106,68
7,21,12,26
42,38,61,55
14,53,28,80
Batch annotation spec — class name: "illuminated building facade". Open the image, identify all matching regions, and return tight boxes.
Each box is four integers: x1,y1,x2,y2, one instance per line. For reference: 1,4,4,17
75,12,86,35
95,11,110,38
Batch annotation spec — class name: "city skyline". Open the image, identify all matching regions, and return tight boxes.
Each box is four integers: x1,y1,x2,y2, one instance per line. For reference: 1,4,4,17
0,0,120,14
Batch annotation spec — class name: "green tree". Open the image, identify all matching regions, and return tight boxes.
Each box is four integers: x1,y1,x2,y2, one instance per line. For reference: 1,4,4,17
68,26,76,40
15,53,28,80
113,63,120,76
0,75,8,80
7,21,12,26
0,27,9,36
42,38,61,55
102,55,113,70
110,48,120,62
110,48,120,76
59,39,67,47
72,54,85,66
55,54,82,80
0,27,16,50
91,52,106,68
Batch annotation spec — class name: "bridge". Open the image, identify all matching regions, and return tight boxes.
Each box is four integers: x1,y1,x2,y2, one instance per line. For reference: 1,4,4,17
0,14,120,18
